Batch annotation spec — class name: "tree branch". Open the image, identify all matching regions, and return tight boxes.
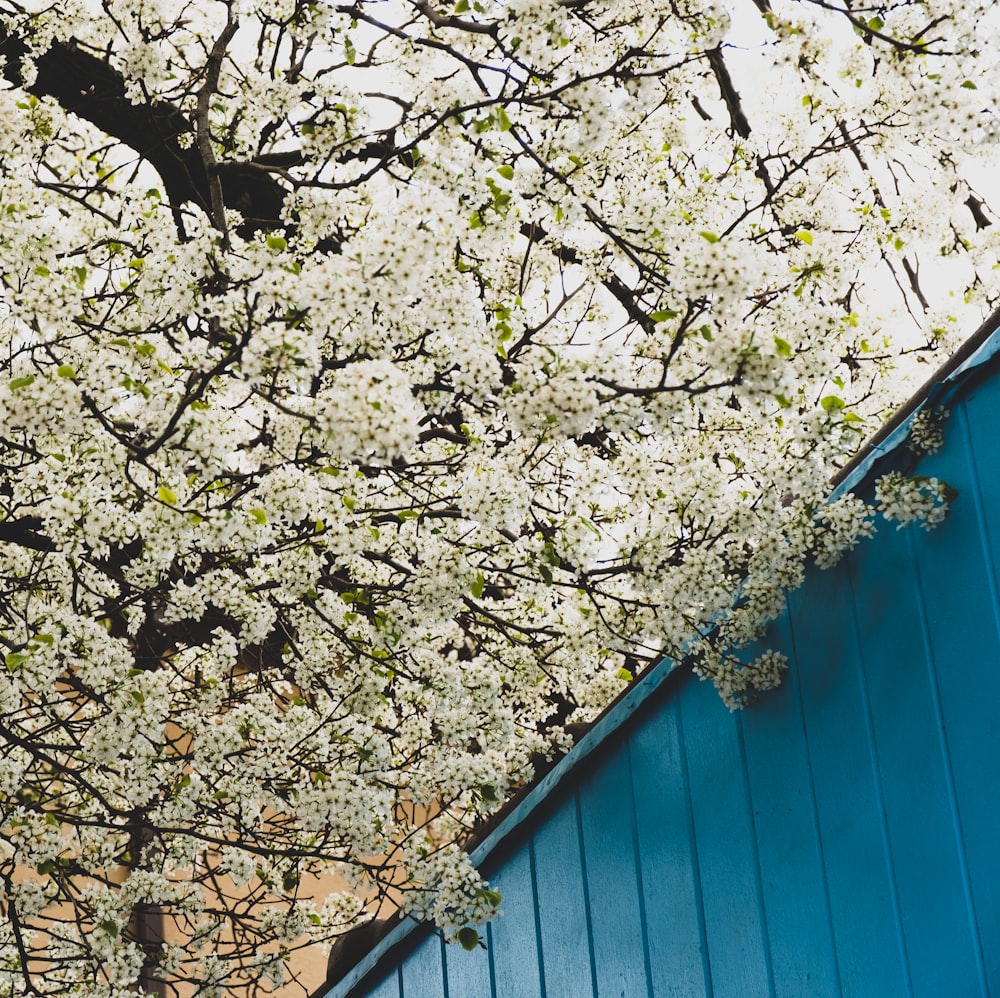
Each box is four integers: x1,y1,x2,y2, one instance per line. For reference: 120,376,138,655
519,221,658,333
195,14,240,243
707,48,750,140
0,29,211,215
0,25,291,237
0,516,55,552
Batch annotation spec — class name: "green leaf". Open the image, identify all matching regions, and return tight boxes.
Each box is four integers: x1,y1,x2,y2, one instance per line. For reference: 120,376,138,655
497,164,514,180
471,571,485,599
794,230,813,245
961,80,978,90
820,395,845,413
773,392,792,409
457,928,481,951
157,485,178,505
867,15,884,30
699,230,720,243
842,411,864,423
10,375,35,391
249,508,267,525
495,106,512,132
773,336,793,358
266,235,287,252
4,651,27,671
56,364,76,378
617,667,633,682
650,309,679,322
455,0,471,11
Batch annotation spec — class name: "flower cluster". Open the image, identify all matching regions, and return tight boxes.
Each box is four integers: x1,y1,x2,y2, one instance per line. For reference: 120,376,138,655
694,649,790,712
908,407,949,455
401,842,502,938
813,494,877,569
875,472,954,530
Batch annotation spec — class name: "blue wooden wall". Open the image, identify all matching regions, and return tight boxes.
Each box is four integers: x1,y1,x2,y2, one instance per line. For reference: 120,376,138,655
340,358,1000,998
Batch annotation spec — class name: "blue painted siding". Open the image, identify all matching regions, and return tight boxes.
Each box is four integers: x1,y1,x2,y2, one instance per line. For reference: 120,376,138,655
341,360,1000,998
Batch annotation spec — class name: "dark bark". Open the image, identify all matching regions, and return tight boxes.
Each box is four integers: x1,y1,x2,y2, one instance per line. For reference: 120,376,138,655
707,48,751,140
0,27,292,234
0,516,55,551
0,30,212,214
966,194,993,230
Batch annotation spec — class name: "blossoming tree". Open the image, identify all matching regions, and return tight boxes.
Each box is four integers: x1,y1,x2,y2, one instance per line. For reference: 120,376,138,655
0,0,997,993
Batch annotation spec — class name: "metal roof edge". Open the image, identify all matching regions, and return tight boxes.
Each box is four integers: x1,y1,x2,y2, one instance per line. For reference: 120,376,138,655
320,918,411,998
320,307,1000,998
469,654,691,868
321,656,691,998
830,308,1000,499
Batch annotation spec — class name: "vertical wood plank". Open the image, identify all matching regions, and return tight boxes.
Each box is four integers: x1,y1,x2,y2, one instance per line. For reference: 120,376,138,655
847,518,982,996
782,566,909,995
398,931,447,998
897,399,999,993
442,916,494,998
484,844,544,997
739,612,841,998
962,372,1000,595
628,694,711,997
349,966,402,998
531,789,596,998
680,679,772,996
577,739,652,998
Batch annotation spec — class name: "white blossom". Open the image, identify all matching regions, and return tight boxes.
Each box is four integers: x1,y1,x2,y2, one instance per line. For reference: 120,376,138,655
876,472,953,530
0,0,987,992
909,407,950,454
